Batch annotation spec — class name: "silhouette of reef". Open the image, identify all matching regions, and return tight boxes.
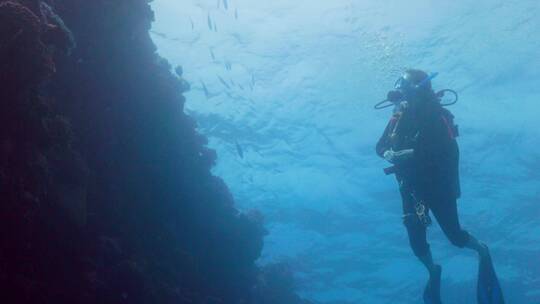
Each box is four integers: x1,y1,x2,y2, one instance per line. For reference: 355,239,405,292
0,1,311,303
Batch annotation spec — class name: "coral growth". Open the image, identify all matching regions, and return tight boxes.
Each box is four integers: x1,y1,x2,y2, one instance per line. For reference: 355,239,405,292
0,1,51,86
0,0,308,303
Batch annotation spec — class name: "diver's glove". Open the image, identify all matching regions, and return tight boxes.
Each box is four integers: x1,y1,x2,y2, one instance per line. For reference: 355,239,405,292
383,149,414,164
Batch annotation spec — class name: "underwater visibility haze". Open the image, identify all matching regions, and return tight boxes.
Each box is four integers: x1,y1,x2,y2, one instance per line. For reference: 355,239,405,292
0,0,538,303
151,0,540,303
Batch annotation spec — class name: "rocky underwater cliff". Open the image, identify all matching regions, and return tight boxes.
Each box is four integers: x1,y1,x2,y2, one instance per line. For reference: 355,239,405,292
0,1,309,303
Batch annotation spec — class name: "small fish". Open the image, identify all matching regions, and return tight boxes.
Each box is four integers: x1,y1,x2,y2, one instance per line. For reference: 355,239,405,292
213,22,218,32
235,9,238,20
218,76,231,89
150,30,167,39
225,62,232,70
201,81,210,98
210,49,216,61
238,84,244,90
251,74,255,86
190,18,194,30
207,14,212,30
223,0,228,10
235,141,244,159
199,81,220,99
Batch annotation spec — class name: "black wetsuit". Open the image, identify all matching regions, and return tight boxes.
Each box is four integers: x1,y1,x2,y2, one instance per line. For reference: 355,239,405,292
376,99,470,257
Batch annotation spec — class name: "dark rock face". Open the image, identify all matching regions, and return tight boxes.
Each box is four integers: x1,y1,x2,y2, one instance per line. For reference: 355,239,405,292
0,1,307,303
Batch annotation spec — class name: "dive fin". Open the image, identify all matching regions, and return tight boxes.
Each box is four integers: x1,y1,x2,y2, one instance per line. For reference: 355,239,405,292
477,252,505,304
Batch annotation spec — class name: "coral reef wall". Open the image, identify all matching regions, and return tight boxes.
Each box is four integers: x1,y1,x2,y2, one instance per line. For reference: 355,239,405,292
0,1,308,303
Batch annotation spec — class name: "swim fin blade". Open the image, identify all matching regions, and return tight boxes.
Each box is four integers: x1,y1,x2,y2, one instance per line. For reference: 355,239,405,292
477,253,504,304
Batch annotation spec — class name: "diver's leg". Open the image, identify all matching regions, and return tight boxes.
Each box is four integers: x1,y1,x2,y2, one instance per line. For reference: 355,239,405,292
464,234,490,258
431,196,504,302
430,196,470,248
430,196,489,258
402,212,430,263
400,189,439,273
400,189,442,303
421,251,442,304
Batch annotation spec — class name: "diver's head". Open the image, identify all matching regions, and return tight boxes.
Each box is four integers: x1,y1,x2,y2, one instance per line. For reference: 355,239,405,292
393,69,435,103
374,70,458,110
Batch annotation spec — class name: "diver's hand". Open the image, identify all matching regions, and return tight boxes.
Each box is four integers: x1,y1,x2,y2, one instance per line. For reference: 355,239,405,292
383,149,414,164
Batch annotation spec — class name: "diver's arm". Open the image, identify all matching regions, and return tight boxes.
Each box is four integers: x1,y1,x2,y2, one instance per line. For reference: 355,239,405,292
377,115,415,164
376,116,398,158
383,148,414,164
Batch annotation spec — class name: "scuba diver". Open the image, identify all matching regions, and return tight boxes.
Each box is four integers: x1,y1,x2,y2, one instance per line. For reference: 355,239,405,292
374,69,504,304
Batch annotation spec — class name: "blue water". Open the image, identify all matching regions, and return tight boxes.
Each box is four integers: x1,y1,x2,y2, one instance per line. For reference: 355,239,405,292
150,1,540,303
